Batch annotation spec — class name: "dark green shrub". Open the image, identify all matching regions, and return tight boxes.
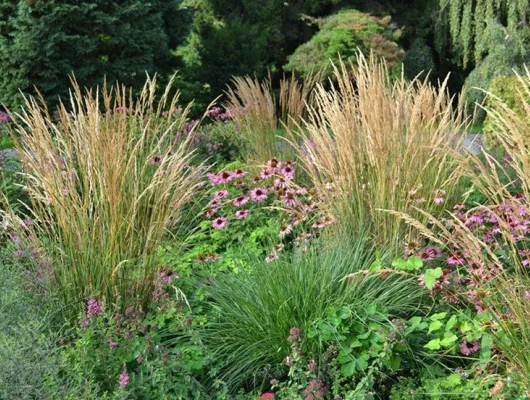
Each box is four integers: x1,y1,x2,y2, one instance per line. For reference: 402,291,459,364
403,39,435,81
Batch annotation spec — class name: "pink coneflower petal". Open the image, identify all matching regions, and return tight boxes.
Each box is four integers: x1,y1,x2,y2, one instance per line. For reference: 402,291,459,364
217,171,234,184
233,196,250,207
274,178,288,190
266,158,281,170
250,187,268,202
235,209,249,219
233,179,246,187
260,168,274,179
282,190,299,207
279,224,293,239
214,190,229,199
212,217,228,229
210,199,222,208
233,168,248,178
281,165,295,179
312,220,325,229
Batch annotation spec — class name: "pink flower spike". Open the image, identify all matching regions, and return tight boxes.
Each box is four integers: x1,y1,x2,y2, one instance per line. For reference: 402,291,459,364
235,209,249,219
119,371,130,389
212,217,228,229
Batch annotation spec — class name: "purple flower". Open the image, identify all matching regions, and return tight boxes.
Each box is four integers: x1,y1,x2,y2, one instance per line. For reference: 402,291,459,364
79,319,89,327
119,371,130,389
0,111,10,123
212,217,228,229
250,187,268,202
235,209,249,219
108,339,117,349
87,298,102,318
287,327,301,342
233,196,250,207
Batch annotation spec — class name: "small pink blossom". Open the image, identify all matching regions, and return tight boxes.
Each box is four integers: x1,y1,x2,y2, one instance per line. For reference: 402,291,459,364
281,165,295,179
232,168,248,178
119,371,130,389
235,209,249,219
87,298,102,318
212,217,228,229
250,187,268,202
279,224,293,238
214,190,229,200
260,168,274,179
233,196,250,207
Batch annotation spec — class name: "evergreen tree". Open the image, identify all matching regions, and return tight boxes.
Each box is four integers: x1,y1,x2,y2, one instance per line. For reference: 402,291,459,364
438,0,530,67
0,0,190,109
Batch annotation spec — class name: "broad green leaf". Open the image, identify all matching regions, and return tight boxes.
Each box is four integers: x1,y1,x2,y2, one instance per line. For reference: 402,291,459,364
428,320,443,334
424,268,442,290
440,334,458,347
430,312,448,321
424,338,441,350
341,361,356,377
445,315,458,331
445,374,462,387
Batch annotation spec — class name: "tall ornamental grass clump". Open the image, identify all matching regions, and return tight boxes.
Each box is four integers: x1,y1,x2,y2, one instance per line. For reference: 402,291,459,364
292,53,467,251
200,236,424,391
225,72,320,162
8,76,201,310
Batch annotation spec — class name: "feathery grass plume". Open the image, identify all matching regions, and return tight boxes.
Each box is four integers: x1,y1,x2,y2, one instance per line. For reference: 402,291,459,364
279,70,321,131
290,52,467,253
198,235,424,392
225,72,321,162
7,75,202,311
394,68,530,387
225,74,278,162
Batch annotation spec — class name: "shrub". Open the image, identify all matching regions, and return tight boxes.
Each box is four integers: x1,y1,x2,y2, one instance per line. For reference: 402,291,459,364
483,75,530,152
292,53,467,254
284,9,403,79
6,76,201,312
403,39,435,81
200,236,423,392
463,22,530,122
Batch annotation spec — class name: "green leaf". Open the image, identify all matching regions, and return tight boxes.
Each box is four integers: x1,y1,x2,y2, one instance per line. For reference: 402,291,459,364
430,312,447,321
445,315,458,331
424,338,441,350
440,334,458,347
445,374,462,387
428,320,443,334
424,268,442,290
356,357,368,371
369,258,382,272
391,256,423,271
341,361,356,377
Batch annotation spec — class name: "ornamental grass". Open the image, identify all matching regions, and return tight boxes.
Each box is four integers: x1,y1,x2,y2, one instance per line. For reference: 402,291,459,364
292,52,468,252
7,76,201,310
